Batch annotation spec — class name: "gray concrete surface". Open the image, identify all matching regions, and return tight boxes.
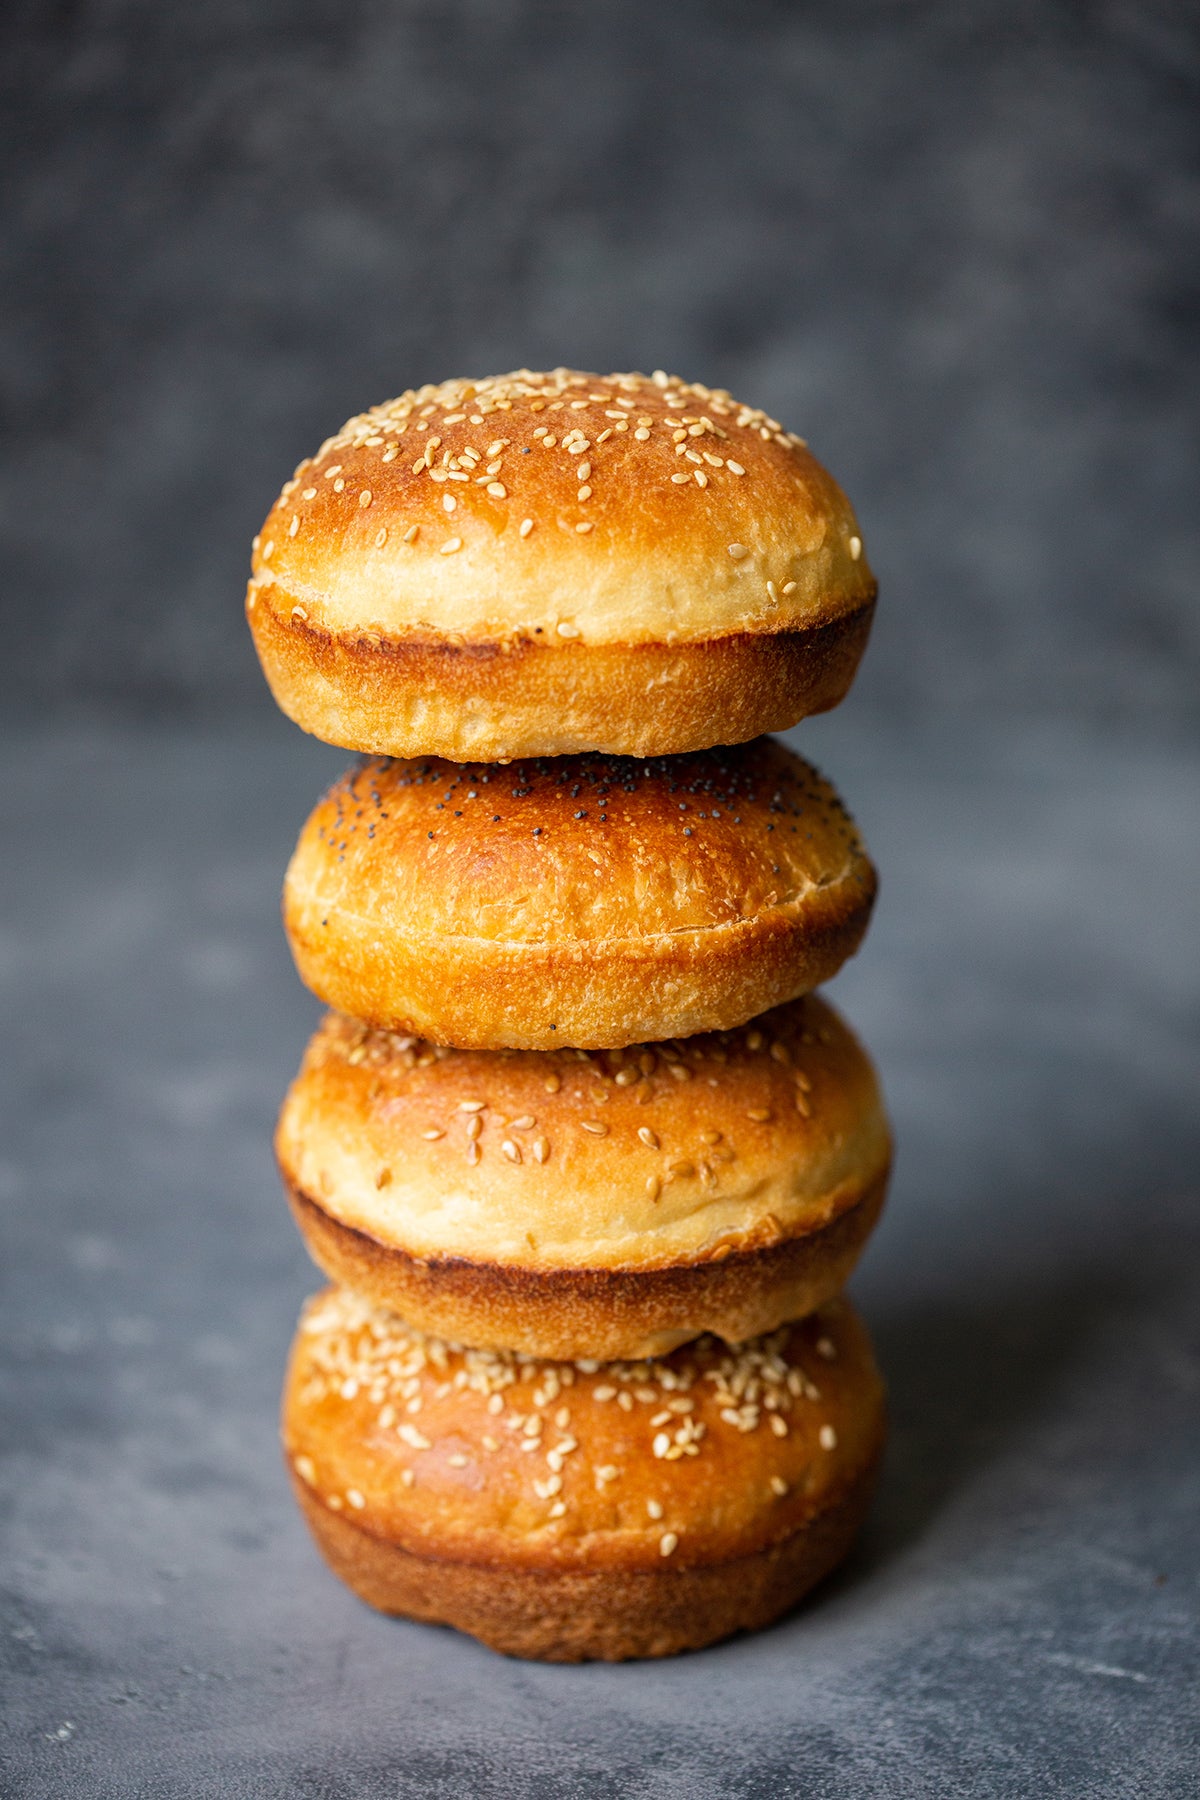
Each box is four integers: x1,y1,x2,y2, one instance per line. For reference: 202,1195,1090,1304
4,1,1198,735
1,713,1197,1796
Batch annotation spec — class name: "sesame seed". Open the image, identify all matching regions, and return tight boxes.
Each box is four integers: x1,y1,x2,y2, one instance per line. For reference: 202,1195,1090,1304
770,1414,788,1437
638,1127,660,1149
375,527,388,547
782,580,797,594
593,1385,616,1402
693,470,708,487
646,1499,664,1520
575,520,594,532
442,494,456,512
819,1425,837,1450
519,518,534,537
556,620,580,638
261,540,275,560
421,1128,444,1141
502,1139,522,1163
346,1487,366,1508
332,479,344,492
581,1120,608,1136
770,1476,788,1497
652,1433,671,1458
448,1454,468,1469
403,524,419,542
400,1469,415,1488
634,426,650,440
532,1137,550,1163
465,1116,482,1142
399,1424,430,1450
816,1336,837,1360
359,489,372,508
294,1455,316,1484
660,1532,679,1556
374,1167,392,1190
288,514,300,537
726,460,746,476
302,487,317,499
458,1100,486,1113
577,460,591,480
439,537,462,554
746,1108,773,1123
509,1115,536,1131
466,1141,481,1166
728,543,749,560
766,580,778,600
290,605,308,624
849,535,862,560
577,485,592,501
645,1176,661,1201
487,482,506,498
670,472,690,484
544,1072,561,1094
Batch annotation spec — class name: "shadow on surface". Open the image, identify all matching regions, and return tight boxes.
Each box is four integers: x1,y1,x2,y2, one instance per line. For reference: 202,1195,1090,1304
820,1218,1193,1598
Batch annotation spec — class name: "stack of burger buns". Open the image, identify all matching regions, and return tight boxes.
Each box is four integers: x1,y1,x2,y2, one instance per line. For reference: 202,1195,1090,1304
247,368,889,1661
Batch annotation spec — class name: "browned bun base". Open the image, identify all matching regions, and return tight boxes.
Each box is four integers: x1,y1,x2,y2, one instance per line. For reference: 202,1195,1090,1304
248,598,875,761
283,739,876,1050
282,1290,884,1660
286,1170,887,1361
290,1456,878,1661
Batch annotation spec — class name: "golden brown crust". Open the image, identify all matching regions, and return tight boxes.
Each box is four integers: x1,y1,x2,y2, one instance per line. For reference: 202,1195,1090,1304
275,995,890,1357
290,1460,878,1661
287,1174,885,1361
282,739,877,1050
282,1289,885,1660
246,597,875,761
245,369,876,759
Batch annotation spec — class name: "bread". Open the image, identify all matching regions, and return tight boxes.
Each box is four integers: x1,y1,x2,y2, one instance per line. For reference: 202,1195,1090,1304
277,996,890,1360
283,737,877,1051
246,368,876,760
282,1287,885,1661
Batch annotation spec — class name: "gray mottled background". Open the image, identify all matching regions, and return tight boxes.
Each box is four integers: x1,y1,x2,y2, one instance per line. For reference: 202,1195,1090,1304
2,0,1198,733
2,5,1199,1798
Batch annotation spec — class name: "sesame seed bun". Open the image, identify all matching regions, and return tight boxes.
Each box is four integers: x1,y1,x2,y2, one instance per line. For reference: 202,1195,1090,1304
246,369,876,760
283,738,877,1051
282,1287,885,1662
276,997,890,1360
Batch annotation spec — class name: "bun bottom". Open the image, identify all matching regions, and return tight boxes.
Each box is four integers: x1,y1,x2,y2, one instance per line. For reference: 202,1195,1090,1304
285,1170,888,1361
289,1455,879,1662
249,596,875,761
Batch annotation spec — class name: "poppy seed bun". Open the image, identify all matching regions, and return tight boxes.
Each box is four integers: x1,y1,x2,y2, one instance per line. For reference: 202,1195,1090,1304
246,368,876,760
283,738,876,1051
283,1288,885,1662
276,997,890,1360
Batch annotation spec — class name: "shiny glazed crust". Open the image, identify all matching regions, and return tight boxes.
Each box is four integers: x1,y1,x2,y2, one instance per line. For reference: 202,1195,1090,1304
282,1290,885,1660
246,369,876,760
283,739,877,1050
276,996,891,1358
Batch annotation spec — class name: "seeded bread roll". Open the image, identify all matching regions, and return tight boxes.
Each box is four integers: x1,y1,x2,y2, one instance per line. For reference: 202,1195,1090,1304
283,1287,885,1662
246,368,876,760
283,737,876,1051
277,995,890,1360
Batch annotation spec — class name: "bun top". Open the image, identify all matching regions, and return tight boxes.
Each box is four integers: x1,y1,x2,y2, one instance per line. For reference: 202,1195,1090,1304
285,1287,883,1569
277,994,890,1271
249,369,874,646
